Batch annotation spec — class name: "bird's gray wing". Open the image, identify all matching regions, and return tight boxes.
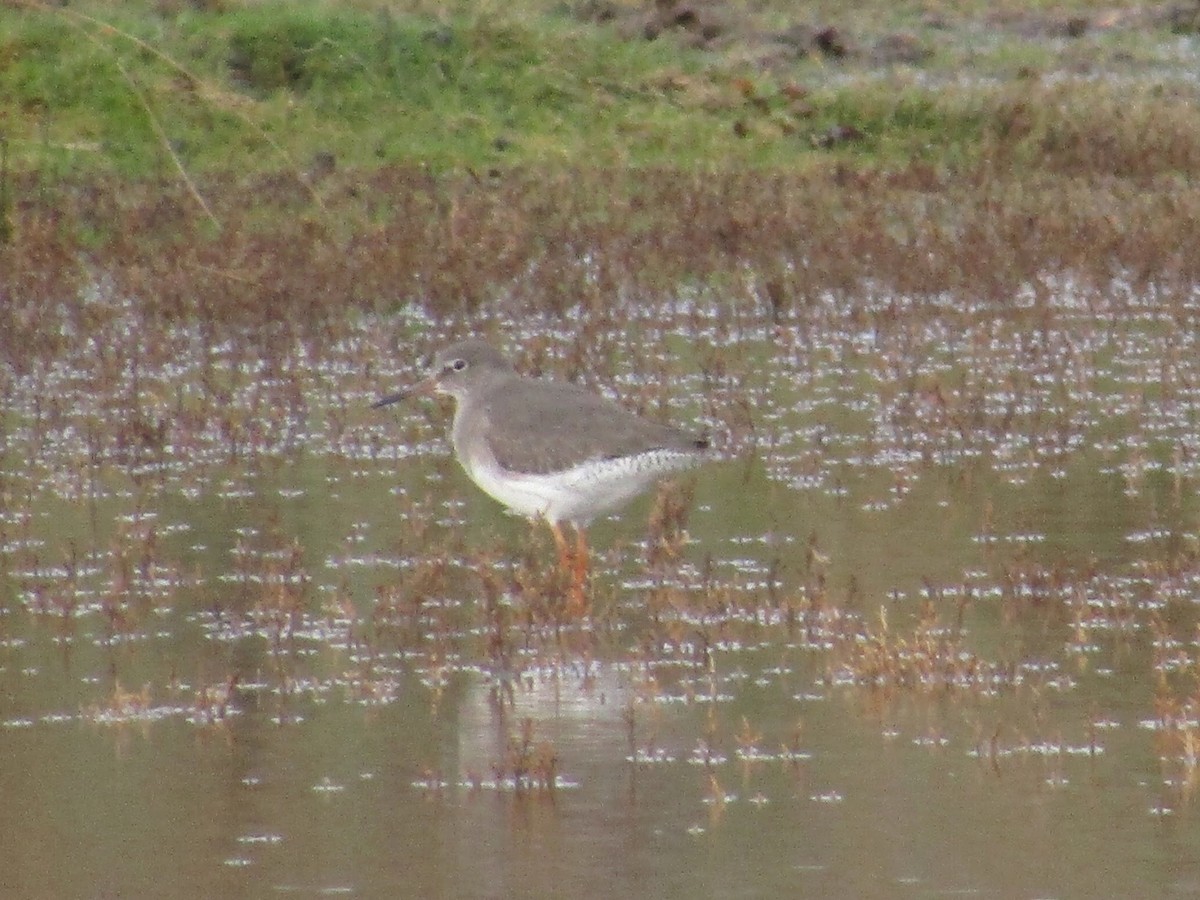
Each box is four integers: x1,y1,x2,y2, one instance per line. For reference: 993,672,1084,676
480,381,705,475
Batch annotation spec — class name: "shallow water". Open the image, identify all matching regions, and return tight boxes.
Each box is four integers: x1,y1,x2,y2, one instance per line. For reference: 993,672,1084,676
3,280,1200,898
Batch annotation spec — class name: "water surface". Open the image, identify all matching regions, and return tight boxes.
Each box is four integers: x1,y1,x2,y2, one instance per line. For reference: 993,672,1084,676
3,281,1200,898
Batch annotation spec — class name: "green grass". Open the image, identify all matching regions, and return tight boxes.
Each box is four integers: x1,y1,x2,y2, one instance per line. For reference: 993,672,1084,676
4,1,732,176
3,0,1199,186
0,0,1017,178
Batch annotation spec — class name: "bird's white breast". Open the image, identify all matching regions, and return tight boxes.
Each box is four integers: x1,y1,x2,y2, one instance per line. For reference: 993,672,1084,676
460,447,699,526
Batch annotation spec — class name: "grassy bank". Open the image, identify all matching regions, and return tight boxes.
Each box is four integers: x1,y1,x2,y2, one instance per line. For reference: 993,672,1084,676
6,0,1200,181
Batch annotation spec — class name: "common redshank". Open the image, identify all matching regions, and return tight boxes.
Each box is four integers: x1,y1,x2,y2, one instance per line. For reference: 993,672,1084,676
372,339,709,609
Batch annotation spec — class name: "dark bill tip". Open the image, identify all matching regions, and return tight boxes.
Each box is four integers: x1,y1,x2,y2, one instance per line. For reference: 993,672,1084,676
370,391,408,410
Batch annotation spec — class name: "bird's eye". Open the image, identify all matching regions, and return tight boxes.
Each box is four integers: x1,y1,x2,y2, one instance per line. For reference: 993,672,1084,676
451,358,468,372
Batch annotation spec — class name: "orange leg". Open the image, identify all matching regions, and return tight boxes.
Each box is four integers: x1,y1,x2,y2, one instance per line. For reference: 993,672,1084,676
550,521,590,615
567,524,590,616
574,527,589,580
551,522,572,571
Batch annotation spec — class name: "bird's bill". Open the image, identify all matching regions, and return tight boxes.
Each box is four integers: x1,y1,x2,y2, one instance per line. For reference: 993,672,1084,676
370,391,407,409
370,375,439,409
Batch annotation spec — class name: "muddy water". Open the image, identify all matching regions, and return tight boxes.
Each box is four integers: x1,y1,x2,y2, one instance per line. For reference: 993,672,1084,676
3,282,1200,898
